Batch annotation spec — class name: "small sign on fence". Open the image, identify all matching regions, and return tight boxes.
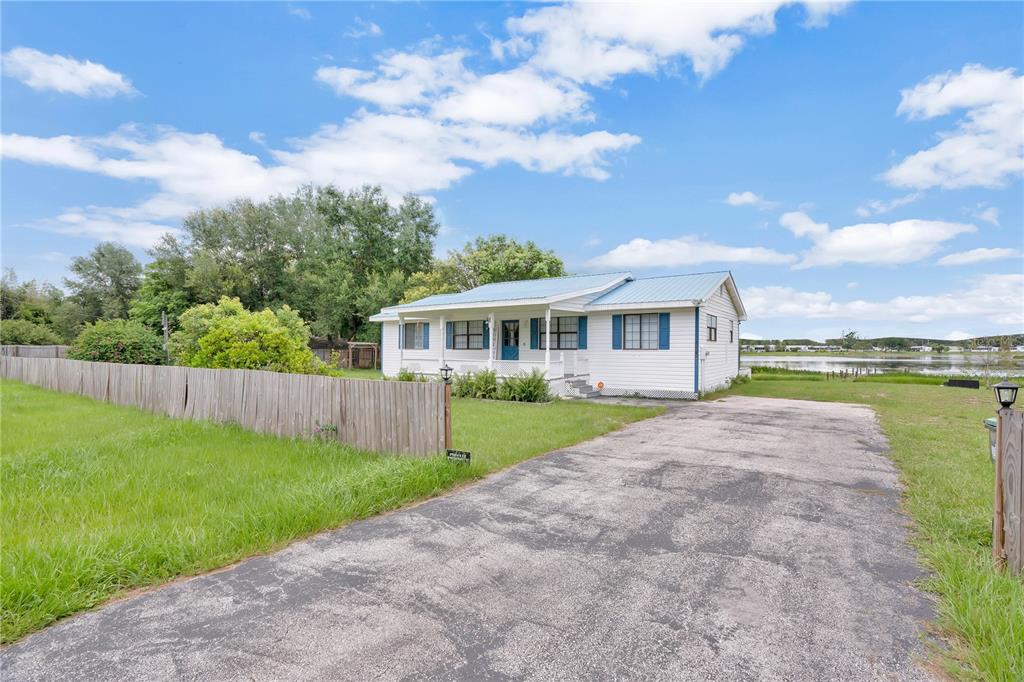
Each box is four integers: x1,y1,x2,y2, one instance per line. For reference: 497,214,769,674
446,449,471,463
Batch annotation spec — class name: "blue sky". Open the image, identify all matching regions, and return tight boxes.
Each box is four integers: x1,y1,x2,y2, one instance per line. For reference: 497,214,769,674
2,1,1022,341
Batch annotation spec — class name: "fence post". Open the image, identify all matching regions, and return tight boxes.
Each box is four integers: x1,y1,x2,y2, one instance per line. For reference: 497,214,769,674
994,406,1009,569
444,381,452,450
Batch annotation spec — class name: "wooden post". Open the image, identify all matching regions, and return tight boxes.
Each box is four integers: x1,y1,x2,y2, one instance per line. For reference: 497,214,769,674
444,381,452,450
994,406,1009,569
161,310,170,362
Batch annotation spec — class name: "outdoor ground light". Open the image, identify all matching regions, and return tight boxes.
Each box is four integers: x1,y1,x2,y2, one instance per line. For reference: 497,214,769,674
439,363,454,384
993,380,1019,409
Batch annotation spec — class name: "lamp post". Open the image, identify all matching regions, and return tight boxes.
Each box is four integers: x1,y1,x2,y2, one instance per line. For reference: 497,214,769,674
994,380,1019,409
991,380,1018,569
440,363,453,450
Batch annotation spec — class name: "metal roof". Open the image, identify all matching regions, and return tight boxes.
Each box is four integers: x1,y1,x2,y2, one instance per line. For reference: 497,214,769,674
387,272,631,310
588,271,729,305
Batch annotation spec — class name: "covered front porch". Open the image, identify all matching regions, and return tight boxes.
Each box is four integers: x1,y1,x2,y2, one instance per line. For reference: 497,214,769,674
387,303,591,386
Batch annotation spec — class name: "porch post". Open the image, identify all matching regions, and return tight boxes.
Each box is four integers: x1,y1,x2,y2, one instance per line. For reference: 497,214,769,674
488,312,495,370
544,307,551,373
397,314,404,369
439,314,445,368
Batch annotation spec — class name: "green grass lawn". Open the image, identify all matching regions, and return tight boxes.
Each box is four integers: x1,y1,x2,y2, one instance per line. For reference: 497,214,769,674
0,379,660,643
712,375,1024,680
327,367,384,380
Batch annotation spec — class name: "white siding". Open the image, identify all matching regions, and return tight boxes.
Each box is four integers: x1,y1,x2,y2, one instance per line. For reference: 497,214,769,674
381,321,400,376
587,308,698,398
699,285,741,392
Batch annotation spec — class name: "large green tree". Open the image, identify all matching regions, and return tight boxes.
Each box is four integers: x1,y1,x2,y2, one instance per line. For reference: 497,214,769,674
65,242,142,320
136,184,439,341
402,235,566,302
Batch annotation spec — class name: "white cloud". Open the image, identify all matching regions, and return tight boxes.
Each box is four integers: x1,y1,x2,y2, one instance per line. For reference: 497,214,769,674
945,330,974,341
855,192,922,217
846,281,858,289
725,190,769,207
779,211,975,268
506,2,829,84
801,1,851,28
287,5,311,21
587,235,795,268
884,64,1023,189
743,274,1024,325
739,332,764,340
975,206,1000,226
1,47,136,97
937,247,1021,266
316,50,470,108
345,17,382,38
2,117,639,245
432,67,590,126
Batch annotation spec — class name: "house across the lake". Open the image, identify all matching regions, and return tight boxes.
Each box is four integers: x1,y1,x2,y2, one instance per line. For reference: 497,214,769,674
370,271,746,399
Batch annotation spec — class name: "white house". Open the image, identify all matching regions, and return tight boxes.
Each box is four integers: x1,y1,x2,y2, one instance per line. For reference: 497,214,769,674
370,271,747,399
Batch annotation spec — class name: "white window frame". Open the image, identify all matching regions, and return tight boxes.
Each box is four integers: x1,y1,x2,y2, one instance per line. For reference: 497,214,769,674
623,313,659,350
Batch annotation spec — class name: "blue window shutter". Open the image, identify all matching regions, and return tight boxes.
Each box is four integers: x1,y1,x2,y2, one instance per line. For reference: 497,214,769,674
612,314,622,350
422,323,430,350
694,308,700,393
659,313,670,350
530,318,539,349
398,323,404,349
578,316,587,350
445,321,453,349
482,320,489,349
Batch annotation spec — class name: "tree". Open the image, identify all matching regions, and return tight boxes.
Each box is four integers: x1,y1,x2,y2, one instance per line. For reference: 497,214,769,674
402,235,566,302
0,319,62,345
68,319,166,365
170,297,319,374
839,329,860,350
65,242,142,320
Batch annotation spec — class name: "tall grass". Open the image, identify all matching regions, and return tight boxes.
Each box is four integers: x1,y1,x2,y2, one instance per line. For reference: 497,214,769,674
0,380,659,642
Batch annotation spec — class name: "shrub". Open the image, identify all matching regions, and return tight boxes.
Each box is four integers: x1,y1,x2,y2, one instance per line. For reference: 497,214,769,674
452,369,498,399
0,319,61,345
395,368,426,382
68,319,166,365
170,297,319,374
498,369,551,402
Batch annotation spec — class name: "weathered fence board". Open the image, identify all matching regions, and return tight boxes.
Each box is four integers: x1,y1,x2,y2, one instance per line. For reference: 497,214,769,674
0,344,69,358
1001,411,1023,575
1,356,444,456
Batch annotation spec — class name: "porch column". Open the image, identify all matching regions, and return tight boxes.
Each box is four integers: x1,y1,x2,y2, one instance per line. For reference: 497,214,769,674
488,312,495,369
397,314,404,369
439,314,445,369
544,307,551,373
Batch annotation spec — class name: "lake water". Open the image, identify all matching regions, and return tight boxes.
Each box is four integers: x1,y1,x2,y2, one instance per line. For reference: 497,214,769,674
741,353,1024,377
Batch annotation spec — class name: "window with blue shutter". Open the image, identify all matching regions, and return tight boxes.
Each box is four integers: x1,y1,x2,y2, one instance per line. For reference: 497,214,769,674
578,316,587,350
530,318,539,349
422,322,430,350
612,314,622,349
445,321,453,349
398,322,404,349
482,320,489,349
658,313,670,350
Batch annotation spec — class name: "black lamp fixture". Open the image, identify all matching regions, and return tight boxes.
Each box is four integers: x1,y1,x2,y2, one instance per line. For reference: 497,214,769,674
993,380,1019,409
439,363,454,384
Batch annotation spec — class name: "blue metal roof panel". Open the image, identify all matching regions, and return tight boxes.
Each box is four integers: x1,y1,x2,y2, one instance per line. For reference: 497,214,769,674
589,271,728,305
390,272,631,309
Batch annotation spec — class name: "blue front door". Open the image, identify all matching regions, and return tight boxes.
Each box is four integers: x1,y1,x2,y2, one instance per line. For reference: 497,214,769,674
501,320,519,360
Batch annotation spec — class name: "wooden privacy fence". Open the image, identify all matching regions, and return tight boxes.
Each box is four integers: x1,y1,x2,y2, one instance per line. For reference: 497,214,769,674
994,409,1023,575
1,344,68,358
0,356,445,456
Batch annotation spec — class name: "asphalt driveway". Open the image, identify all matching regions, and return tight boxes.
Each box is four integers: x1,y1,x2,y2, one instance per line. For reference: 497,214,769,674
2,396,934,680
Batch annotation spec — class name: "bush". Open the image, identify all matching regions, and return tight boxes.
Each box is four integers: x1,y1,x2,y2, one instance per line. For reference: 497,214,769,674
0,319,61,345
453,369,498,399
170,297,319,374
68,319,166,365
395,368,426,382
498,369,551,402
